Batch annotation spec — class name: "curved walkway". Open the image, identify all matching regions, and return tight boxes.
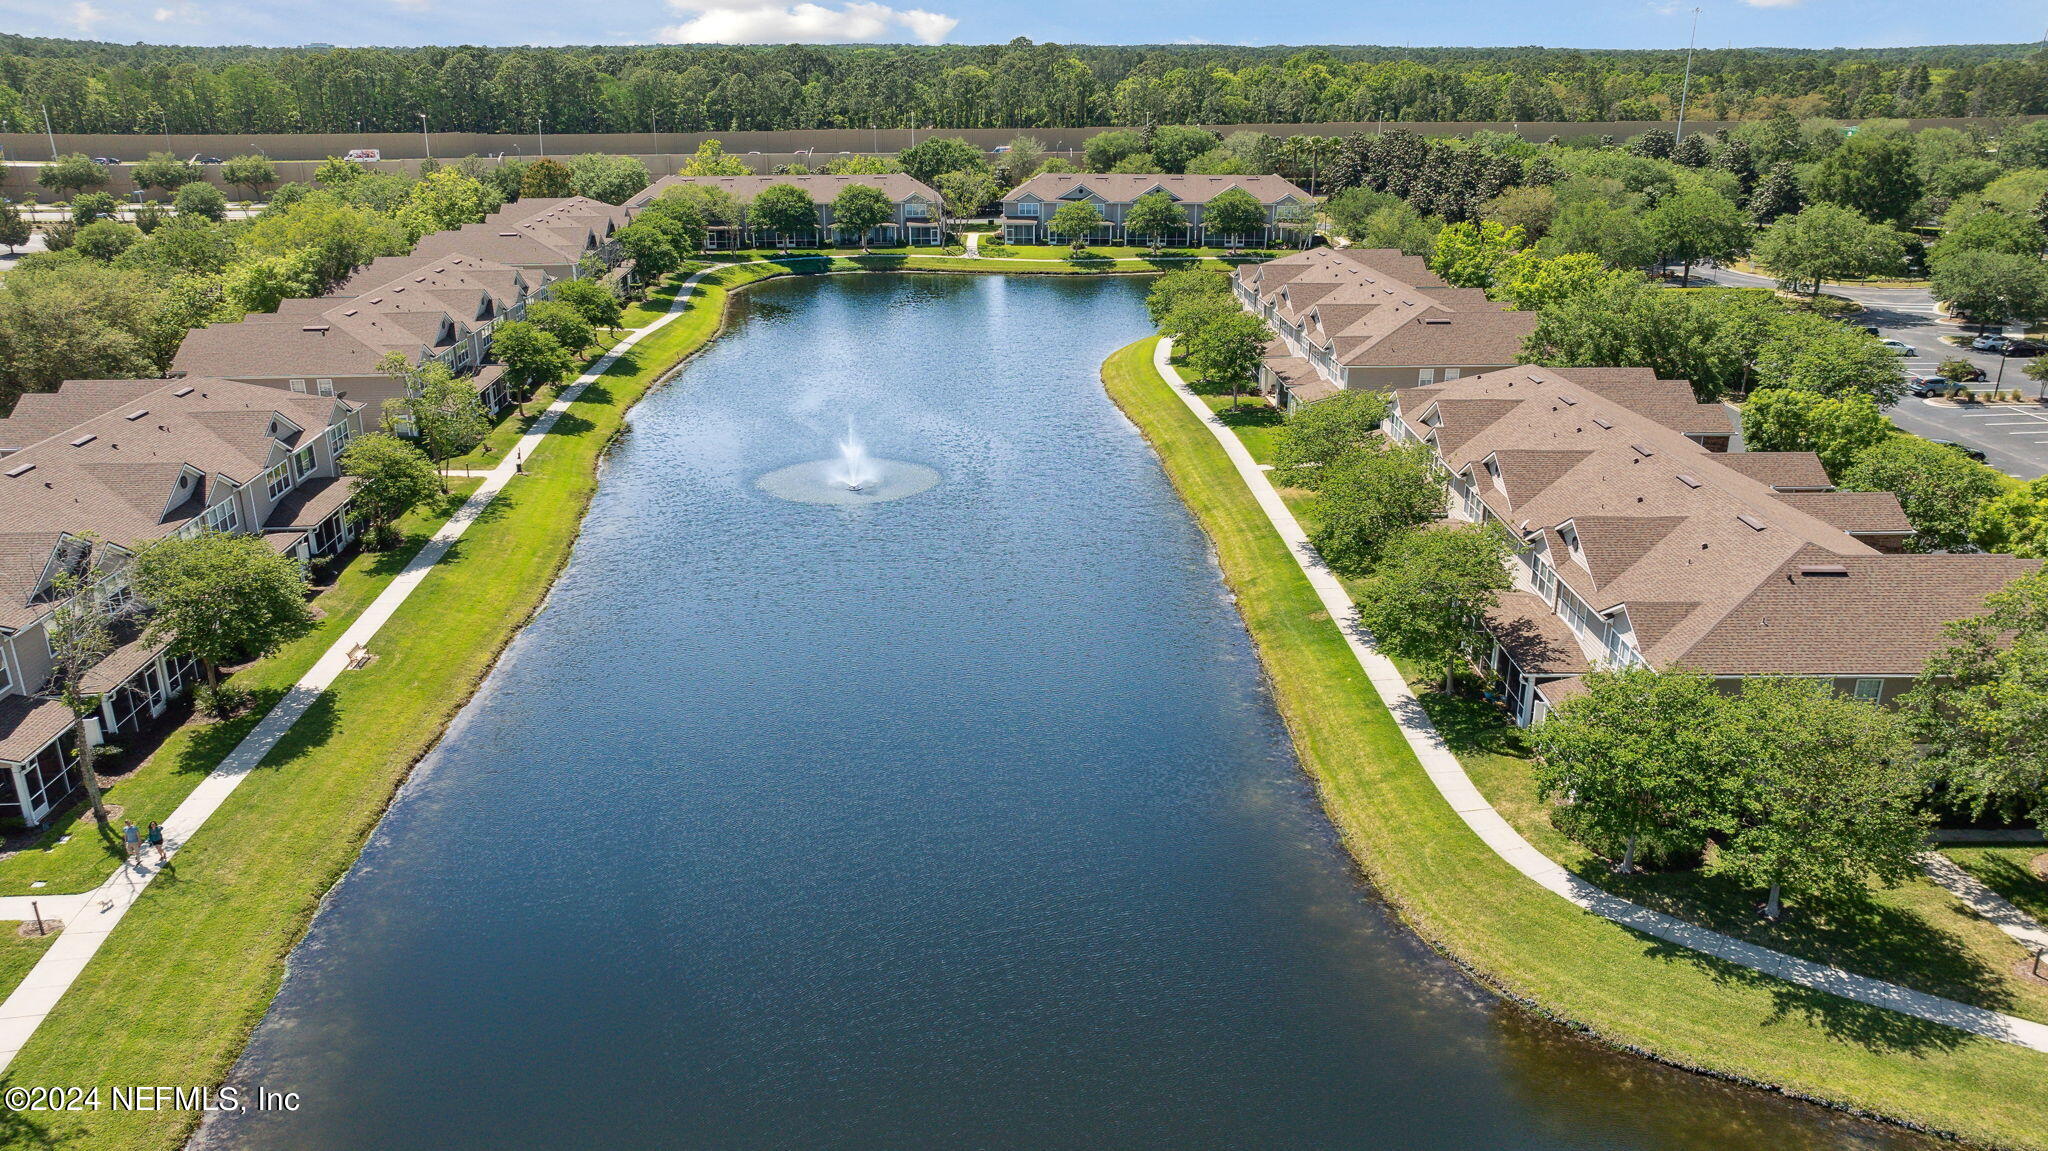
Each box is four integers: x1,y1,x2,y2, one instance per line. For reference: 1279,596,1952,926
1151,338,2048,1055
0,263,732,1073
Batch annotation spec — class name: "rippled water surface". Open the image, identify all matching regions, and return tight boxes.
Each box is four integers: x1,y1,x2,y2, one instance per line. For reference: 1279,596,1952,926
205,274,1922,1151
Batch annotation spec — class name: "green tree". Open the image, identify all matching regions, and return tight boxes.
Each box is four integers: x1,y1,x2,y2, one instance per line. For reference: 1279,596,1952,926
40,538,125,824
1355,522,1513,692
489,320,575,400
1531,667,1734,873
567,153,651,205
37,154,109,196
1148,126,1223,173
613,219,681,279
896,137,985,187
1181,311,1268,404
130,151,203,195
995,136,1046,185
1805,131,1923,225
129,532,316,700
1122,190,1187,248
73,220,141,262
936,169,1001,226
339,432,441,548
1750,203,1905,299
0,263,166,403
830,183,894,249
549,278,623,332
396,168,504,238
679,140,750,177
519,158,576,198
220,252,317,315
1157,293,1241,342
1083,129,1148,171
1046,200,1105,248
1201,187,1268,246
1307,440,1447,573
1714,678,1926,920
1642,186,1750,286
1144,267,1231,326
1739,388,1892,479
380,356,491,476
219,154,278,199
1838,435,2003,553
1493,251,1636,311
236,189,410,290
0,202,27,253
1928,249,2048,335
1933,205,2044,259
1753,314,1906,404
1971,476,2048,556
1271,388,1391,482
525,300,595,353
314,156,365,186
747,184,819,246
172,180,227,222
1429,220,1524,288
69,192,117,225
1910,566,2048,821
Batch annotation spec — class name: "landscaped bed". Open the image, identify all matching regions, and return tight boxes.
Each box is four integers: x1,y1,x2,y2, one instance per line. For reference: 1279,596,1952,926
1101,335,2048,1151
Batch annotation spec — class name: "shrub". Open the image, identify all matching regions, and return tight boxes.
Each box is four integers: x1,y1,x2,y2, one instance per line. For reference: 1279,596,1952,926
194,681,251,719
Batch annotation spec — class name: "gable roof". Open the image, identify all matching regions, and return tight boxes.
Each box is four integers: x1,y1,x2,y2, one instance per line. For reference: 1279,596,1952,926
1005,172,1309,206
630,173,940,209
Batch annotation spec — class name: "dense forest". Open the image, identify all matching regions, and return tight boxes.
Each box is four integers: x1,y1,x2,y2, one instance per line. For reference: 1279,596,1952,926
0,37,2044,135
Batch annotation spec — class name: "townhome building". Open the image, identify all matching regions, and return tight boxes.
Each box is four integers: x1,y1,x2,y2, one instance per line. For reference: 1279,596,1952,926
627,174,945,248
410,196,633,281
1235,247,1538,405
0,378,366,825
999,173,1311,247
170,253,542,417
1385,364,2039,726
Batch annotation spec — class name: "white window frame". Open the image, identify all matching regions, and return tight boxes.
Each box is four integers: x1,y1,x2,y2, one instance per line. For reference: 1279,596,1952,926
291,445,316,480
288,378,308,393
263,462,292,502
1014,202,1038,218
315,378,335,396
1852,678,1884,702
1417,368,1437,385
203,497,239,534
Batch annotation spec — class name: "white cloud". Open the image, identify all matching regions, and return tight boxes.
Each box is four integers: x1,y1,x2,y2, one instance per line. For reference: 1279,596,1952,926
656,0,956,44
389,0,433,11
152,2,199,21
68,0,103,31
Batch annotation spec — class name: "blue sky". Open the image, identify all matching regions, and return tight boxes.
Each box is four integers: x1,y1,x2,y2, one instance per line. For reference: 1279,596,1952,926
0,0,2040,51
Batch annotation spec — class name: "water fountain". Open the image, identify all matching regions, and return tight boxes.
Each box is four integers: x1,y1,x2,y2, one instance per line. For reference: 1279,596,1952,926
757,421,940,506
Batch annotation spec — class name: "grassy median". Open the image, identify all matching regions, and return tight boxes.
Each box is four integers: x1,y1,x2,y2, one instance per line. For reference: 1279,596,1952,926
1100,336,2048,1151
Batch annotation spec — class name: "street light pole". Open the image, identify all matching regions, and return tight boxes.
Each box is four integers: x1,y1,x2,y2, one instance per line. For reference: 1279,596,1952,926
536,116,544,158
418,113,431,160
42,105,57,160
1675,7,1702,145
160,110,172,155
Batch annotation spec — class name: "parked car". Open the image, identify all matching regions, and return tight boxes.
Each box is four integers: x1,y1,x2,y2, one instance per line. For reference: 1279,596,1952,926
1879,339,1914,355
344,148,381,162
2007,338,2047,357
1931,439,1989,462
89,156,119,165
1971,334,2007,352
1908,376,1953,397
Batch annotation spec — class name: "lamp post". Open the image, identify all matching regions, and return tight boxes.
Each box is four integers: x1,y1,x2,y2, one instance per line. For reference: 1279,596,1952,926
1675,7,1702,145
159,110,173,156
42,105,57,160
535,115,544,158
418,113,431,160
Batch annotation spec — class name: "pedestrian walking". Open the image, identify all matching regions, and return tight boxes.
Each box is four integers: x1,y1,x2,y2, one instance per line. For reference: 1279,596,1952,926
147,821,166,864
122,820,140,864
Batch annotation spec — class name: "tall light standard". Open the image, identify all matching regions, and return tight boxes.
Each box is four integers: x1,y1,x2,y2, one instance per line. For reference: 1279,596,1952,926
159,110,173,156
42,105,57,160
535,115,544,158
1675,7,1702,145
418,113,431,160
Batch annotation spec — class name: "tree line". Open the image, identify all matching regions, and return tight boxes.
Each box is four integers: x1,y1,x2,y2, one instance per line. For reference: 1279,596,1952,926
0,36,2044,136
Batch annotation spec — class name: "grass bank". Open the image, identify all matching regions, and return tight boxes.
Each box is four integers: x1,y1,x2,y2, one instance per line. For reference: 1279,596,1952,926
0,269,774,1150
1100,336,2048,1151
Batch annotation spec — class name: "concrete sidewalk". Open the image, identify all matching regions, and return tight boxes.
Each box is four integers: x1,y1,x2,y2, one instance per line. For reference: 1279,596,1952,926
1152,337,2048,1055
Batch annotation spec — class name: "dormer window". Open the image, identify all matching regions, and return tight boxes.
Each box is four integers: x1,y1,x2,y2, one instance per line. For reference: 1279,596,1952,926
1559,524,1581,557
1484,457,1502,488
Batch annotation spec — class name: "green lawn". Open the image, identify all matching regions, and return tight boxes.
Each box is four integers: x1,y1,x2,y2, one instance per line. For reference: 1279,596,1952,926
0,274,755,1151
0,931,54,998
0,485,476,898
990,243,1276,262
1100,336,2048,1151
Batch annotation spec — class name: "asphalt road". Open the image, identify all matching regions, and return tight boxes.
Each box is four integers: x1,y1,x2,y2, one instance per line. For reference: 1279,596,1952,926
1687,264,2047,478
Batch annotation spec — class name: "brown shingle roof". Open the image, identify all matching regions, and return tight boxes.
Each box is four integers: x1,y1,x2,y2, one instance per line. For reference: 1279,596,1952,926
1771,491,1913,536
1006,172,1309,206
632,173,939,209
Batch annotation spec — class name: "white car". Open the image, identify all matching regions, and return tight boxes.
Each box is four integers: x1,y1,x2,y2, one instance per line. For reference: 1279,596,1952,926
1879,339,1914,355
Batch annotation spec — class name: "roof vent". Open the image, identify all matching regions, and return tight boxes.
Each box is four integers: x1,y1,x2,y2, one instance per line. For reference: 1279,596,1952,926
1676,473,1702,488
125,409,148,421
69,434,96,447
1631,443,1655,458
302,325,330,333
173,386,194,397
1798,564,1849,577
1737,513,1767,531
1592,417,1613,429
1557,394,1576,406
5,462,33,477
1421,318,1452,325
